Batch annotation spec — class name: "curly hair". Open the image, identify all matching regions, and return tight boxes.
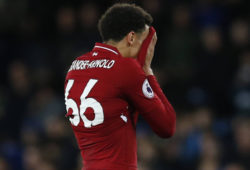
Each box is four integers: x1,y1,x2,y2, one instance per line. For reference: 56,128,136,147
98,3,153,42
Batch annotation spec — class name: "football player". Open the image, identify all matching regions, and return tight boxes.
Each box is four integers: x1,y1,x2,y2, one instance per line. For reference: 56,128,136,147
64,3,176,170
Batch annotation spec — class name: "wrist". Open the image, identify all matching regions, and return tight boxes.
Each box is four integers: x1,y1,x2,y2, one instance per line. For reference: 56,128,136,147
143,66,154,76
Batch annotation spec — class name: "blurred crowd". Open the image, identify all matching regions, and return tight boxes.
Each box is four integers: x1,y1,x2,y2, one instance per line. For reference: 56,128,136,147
0,0,250,170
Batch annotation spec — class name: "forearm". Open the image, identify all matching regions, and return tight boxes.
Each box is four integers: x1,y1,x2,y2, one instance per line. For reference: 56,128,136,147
146,75,176,137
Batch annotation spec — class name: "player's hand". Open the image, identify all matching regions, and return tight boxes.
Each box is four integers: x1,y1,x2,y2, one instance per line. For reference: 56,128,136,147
137,26,157,75
143,32,157,75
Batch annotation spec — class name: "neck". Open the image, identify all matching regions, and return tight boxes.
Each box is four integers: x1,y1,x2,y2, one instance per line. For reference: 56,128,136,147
105,39,130,58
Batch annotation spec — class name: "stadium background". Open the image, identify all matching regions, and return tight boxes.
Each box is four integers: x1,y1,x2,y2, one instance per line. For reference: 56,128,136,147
0,0,250,169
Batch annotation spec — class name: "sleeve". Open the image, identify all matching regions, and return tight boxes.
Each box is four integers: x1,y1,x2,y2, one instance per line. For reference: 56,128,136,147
121,59,176,138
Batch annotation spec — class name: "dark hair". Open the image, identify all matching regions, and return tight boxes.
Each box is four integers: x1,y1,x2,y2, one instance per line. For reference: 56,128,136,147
98,3,153,42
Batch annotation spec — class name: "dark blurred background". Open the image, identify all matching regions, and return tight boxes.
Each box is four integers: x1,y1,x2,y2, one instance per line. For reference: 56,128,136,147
0,0,250,169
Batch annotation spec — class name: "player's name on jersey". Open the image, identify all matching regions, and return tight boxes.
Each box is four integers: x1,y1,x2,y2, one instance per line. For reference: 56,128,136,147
68,59,115,71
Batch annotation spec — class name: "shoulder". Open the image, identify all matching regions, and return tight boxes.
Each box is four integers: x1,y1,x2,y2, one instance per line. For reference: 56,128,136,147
117,57,146,87
118,57,144,74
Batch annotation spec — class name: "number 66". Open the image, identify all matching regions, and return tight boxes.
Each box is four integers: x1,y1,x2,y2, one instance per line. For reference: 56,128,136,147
64,79,104,128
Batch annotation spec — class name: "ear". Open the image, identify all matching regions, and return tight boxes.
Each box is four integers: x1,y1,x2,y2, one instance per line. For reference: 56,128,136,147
127,31,135,46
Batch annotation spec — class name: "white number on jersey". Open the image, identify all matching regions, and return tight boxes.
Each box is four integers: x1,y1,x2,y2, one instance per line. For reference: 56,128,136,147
64,79,104,127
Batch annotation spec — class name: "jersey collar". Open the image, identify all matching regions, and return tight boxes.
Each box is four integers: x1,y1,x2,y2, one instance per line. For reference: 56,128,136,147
93,43,120,56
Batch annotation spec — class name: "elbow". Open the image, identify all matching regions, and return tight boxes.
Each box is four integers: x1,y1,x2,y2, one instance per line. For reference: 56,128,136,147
158,125,176,138
145,107,177,138
161,114,177,138
157,118,176,138
168,126,176,137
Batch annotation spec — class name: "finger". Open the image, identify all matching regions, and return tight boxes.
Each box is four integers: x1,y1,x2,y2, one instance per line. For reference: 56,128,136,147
151,33,157,46
137,26,156,67
153,32,157,42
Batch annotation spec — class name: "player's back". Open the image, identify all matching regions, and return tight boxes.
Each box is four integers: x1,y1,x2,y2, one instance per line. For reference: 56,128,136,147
64,43,139,170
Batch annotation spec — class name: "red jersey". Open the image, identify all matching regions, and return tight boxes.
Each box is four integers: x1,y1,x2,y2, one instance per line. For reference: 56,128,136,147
64,43,176,170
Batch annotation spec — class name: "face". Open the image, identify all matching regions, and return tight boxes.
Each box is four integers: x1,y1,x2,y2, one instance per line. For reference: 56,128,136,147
127,25,149,58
